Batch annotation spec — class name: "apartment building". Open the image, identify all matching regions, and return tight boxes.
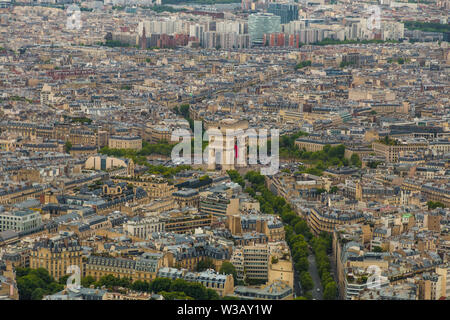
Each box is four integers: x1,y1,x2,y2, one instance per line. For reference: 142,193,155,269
231,244,269,282
227,214,285,242
295,138,341,152
160,209,211,234
124,216,165,240
0,185,50,205
0,209,43,235
172,189,200,208
417,272,443,300
308,207,365,235
157,267,234,297
421,183,450,207
199,194,239,220
85,252,165,282
436,265,450,299
372,141,428,163
144,125,172,144
30,233,83,280
233,280,293,300
108,135,142,151
112,176,175,200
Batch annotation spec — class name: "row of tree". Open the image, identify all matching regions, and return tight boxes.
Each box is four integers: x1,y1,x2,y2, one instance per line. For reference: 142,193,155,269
99,140,174,159
173,104,195,132
403,21,450,34
311,38,399,46
16,265,237,301
310,234,337,300
427,201,446,209
58,273,220,300
99,140,195,178
295,61,311,70
235,170,338,299
227,169,245,188
292,144,360,175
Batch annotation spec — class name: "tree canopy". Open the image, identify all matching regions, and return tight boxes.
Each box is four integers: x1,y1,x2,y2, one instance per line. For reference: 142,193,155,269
195,258,216,272
219,262,238,283
16,268,64,300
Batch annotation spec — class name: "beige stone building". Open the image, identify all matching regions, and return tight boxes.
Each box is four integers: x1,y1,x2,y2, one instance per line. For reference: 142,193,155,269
85,156,135,176
372,141,428,163
112,175,175,200
30,237,84,281
295,138,340,152
108,135,142,151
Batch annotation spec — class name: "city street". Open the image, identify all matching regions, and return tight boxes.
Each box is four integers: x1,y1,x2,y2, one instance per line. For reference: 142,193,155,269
308,254,323,300
294,269,303,298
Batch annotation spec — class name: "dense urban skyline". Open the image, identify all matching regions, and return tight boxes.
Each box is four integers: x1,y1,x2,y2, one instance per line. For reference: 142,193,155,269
0,0,449,303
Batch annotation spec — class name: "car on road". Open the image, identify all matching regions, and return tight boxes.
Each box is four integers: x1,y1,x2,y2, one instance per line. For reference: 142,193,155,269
317,288,320,292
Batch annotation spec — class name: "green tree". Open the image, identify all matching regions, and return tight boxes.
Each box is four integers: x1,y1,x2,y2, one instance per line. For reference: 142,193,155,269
16,268,63,300
170,278,189,293
160,291,193,300
292,241,308,261
58,274,70,285
227,170,245,188
222,295,240,300
295,257,309,273
372,246,384,253
350,154,362,167
195,258,215,272
427,201,445,209
206,288,219,300
31,288,47,300
323,281,337,300
321,271,333,287
64,141,72,153
340,60,355,68
81,276,96,288
184,282,208,300
367,161,381,169
150,278,172,293
329,186,339,194
219,262,238,283
131,280,150,292
304,291,313,300
300,272,313,291
294,220,309,236
295,60,311,69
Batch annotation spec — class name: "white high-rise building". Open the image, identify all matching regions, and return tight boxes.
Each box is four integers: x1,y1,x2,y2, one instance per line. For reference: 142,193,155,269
138,19,187,36
282,20,306,34
190,23,206,42
382,21,404,41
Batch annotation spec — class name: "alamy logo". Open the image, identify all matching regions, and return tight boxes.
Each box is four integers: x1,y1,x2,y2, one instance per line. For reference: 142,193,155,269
366,5,381,34
66,4,82,31
66,265,81,290
171,121,279,175
366,265,384,290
